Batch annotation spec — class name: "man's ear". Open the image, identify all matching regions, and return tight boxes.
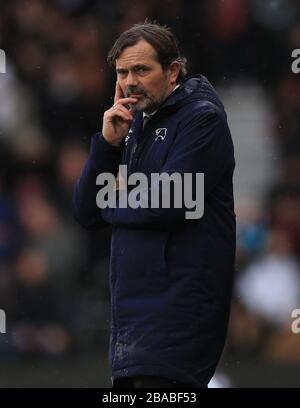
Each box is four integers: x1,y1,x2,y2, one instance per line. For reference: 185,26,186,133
169,61,180,84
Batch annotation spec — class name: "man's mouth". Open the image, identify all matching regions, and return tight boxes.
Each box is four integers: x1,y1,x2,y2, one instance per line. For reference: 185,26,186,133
129,93,144,98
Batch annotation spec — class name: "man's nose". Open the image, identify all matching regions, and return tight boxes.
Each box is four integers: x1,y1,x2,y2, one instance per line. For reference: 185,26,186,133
126,71,139,87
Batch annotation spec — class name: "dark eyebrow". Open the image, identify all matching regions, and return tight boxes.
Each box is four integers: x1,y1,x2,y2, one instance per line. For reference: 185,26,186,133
133,64,150,70
116,67,128,73
116,64,151,73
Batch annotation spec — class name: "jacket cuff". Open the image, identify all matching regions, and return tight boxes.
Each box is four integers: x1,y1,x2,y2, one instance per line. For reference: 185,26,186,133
89,132,124,170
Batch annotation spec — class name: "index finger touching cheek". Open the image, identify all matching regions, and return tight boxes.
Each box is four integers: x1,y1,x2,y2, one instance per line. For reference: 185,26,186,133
114,81,124,104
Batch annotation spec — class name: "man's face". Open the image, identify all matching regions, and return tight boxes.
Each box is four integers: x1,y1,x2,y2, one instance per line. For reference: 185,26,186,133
115,40,177,114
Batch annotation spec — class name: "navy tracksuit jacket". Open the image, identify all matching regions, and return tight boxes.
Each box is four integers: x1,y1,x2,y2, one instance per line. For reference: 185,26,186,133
73,75,236,387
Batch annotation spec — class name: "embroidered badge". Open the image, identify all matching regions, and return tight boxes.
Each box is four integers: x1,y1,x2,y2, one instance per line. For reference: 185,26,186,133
154,128,167,141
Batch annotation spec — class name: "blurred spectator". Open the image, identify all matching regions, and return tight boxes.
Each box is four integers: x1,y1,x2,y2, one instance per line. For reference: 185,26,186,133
236,199,268,271
55,140,88,213
268,186,300,256
0,184,20,259
11,247,71,357
16,185,86,292
230,229,300,360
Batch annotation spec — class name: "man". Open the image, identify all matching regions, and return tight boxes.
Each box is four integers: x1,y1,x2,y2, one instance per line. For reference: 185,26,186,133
73,22,236,388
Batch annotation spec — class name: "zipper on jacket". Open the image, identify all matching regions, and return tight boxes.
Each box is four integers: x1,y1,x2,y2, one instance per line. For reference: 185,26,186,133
129,116,157,172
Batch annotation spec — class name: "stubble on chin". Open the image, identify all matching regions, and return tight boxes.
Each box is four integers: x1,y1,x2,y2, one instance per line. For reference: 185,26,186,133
129,93,166,114
129,97,152,113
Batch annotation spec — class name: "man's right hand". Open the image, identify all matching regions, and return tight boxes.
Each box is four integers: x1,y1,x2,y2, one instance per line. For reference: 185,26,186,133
102,82,137,147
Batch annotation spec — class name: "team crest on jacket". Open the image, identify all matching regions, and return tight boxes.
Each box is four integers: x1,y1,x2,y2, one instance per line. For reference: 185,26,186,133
155,128,167,141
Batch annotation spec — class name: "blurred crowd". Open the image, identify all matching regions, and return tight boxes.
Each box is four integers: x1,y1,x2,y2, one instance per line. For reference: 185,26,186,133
0,0,300,370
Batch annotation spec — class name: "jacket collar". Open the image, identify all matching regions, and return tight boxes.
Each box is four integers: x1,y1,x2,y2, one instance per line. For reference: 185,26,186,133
142,83,180,121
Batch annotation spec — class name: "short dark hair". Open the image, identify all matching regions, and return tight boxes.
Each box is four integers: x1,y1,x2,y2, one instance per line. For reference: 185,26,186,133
107,21,187,83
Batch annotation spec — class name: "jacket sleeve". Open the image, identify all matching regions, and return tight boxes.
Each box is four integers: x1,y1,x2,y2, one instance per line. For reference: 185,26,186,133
101,105,234,230
72,132,123,229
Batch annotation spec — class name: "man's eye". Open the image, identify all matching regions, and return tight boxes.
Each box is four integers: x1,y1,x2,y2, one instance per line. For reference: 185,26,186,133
117,71,127,77
136,67,148,73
